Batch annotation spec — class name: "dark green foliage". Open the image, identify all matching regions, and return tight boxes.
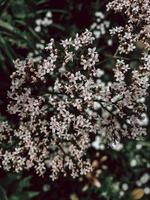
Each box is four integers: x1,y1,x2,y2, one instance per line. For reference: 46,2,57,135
0,173,39,200
0,0,150,200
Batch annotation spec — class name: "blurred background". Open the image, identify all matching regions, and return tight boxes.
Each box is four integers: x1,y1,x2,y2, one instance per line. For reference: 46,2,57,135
0,0,150,199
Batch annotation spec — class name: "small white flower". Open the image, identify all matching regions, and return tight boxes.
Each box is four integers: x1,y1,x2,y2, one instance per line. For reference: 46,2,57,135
122,183,128,191
140,173,150,184
46,11,52,18
130,159,137,167
35,26,41,32
92,136,101,150
144,187,150,194
136,143,142,150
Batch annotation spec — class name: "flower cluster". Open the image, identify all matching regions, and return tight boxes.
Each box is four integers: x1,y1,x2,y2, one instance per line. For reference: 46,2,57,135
0,30,99,180
35,11,53,33
0,0,150,180
90,12,110,40
107,0,150,54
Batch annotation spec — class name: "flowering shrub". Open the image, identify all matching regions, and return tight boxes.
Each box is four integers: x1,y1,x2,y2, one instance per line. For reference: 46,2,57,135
0,0,150,183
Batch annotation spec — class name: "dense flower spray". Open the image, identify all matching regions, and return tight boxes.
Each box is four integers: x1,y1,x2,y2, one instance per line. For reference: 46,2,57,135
0,0,150,180
107,0,150,53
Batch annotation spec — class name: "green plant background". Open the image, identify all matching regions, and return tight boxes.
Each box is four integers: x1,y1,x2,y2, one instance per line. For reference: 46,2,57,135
0,0,149,200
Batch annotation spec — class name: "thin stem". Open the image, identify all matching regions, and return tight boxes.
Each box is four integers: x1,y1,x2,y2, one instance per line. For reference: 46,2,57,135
57,143,67,155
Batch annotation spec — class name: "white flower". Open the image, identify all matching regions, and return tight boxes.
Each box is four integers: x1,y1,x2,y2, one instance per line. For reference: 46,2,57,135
111,142,123,151
92,136,101,150
35,26,41,32
46,11,52,18
130,159,137,167
140,173,150,184
144,187,150,194
122,183,128,191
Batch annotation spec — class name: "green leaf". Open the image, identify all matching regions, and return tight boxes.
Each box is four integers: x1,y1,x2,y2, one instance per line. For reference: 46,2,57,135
27,27,41,42
36,9,67,14
50,24,65,31
0,19,14,31
0,0,8,16
11,191,39,200
18,176,32,190
0,186,8,200
27,191,39,199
